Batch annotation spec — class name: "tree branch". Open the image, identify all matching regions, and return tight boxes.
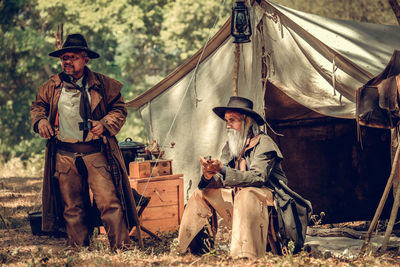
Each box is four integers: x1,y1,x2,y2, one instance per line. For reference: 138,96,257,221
54,23,63,49
388,0,400,25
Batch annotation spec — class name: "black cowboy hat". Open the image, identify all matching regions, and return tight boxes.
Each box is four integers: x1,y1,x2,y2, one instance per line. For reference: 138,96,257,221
49,33,100,59
213,96,266,125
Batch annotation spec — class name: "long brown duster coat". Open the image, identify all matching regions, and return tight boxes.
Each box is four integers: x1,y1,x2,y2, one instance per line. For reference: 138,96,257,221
30,67,138,233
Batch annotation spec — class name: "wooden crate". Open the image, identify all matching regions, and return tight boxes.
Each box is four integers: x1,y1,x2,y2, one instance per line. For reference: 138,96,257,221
129,160,172,178
130,174,184,237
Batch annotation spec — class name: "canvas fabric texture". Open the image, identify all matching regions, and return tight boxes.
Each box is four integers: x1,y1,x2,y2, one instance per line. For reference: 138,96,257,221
130,0,400,198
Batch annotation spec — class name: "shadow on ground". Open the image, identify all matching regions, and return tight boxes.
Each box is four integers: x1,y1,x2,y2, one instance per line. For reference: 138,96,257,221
1,177,400,266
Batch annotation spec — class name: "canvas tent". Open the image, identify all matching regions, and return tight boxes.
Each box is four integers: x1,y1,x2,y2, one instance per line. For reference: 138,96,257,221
127,0,400,223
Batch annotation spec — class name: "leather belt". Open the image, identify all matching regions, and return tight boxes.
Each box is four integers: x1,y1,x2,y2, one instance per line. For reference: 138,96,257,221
56,140,103,157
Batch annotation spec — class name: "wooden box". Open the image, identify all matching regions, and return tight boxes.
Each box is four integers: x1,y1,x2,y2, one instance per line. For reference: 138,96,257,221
129,160,172,178
130,174,184,237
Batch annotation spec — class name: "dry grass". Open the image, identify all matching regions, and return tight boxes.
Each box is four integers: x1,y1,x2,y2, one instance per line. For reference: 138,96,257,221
1,175,400,266
0,155,44,178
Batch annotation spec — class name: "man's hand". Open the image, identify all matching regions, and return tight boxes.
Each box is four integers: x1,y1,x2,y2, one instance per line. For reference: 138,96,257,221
201,166,216,180
200,156,222,180
90,120,104,136
38,119,54,139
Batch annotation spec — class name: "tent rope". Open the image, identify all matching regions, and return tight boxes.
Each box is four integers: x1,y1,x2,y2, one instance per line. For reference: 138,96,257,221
277,14,283,39
265,51,274,78
331,55,344,105
332,55,337,96
194,73,202,107
259,14,281,137
261,78,284,137
136,0,228,205
331,52,343,105
148,100,154,142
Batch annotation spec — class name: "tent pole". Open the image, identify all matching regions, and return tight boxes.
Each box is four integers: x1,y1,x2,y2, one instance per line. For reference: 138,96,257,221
381,129,400,251
233,43,240,96
359,144,400,255
381,177,400,251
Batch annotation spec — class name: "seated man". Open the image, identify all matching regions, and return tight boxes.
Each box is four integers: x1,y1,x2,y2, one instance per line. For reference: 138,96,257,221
177,96,288,258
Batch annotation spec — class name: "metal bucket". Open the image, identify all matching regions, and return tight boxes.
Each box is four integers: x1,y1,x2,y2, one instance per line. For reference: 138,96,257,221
28,211,42,236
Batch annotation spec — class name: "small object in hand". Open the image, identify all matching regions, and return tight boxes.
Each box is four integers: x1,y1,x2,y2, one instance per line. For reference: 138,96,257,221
78,121,93,131
204,156,212,162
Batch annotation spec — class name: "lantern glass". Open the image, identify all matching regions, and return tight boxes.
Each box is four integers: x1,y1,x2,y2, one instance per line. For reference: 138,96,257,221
231,1,252,43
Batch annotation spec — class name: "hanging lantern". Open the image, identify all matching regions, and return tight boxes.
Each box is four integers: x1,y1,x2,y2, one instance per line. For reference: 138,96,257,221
231,1,252,43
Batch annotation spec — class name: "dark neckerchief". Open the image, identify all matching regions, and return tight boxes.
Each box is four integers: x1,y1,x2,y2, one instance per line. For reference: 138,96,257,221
234,134,261,171
59,69,92,141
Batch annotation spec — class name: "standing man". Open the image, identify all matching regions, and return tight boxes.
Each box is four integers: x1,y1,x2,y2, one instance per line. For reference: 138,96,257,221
31,34,139,250
177,96,288,258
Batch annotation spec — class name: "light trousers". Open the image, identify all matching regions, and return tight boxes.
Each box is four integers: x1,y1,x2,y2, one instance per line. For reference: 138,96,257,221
178,186,273,258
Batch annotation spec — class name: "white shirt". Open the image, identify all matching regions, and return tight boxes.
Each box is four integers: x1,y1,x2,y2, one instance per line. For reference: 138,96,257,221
57,76,92,142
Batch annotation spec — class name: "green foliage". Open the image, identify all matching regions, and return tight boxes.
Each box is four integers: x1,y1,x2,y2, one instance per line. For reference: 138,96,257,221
0,0,54,160
0,0,233,161
0,0,398,162
275,0,398,25
161,0,231,61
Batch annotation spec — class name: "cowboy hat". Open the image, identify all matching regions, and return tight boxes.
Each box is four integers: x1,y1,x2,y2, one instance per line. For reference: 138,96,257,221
49,33,100,59
213,96,266,125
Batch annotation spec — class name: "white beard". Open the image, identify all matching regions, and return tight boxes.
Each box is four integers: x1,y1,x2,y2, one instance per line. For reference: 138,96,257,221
227,128,246,158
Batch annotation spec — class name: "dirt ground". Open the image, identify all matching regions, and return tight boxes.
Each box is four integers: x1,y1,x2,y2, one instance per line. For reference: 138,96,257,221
1,176,400,266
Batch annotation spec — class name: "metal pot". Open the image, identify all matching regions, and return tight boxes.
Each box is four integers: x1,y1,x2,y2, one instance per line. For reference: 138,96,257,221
118,138,147,174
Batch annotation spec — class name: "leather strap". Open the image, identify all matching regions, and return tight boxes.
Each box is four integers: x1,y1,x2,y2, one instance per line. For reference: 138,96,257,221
57,139,102,154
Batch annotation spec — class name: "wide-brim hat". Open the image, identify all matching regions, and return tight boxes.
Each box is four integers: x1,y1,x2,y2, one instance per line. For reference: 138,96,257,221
49,33,100,59
213,96,266,125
